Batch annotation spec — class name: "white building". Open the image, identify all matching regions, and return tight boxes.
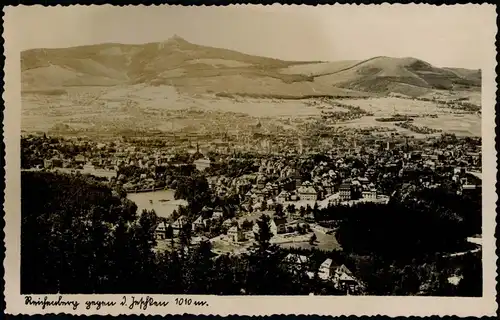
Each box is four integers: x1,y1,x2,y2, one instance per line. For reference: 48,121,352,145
194,158,211,172
297,186,318,201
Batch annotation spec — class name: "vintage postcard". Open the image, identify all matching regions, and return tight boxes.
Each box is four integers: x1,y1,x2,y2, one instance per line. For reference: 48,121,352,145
3,4,498,317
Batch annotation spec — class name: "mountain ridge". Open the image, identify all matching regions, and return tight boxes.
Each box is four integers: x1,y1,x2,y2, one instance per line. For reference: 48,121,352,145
21,36,481,98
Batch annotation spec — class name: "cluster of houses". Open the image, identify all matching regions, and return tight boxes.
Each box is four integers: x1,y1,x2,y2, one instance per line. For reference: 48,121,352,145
29,131,481,201
248,174,381,208
232,161,384,210
43,154,87,170
155,206,312,245
282,253,365,295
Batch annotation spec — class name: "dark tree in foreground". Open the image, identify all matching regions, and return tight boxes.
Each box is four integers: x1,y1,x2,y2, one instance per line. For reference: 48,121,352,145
254,214,273,251
21,171,153,293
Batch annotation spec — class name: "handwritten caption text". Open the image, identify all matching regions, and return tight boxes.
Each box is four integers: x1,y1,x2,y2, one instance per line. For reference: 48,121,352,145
25,295,209,311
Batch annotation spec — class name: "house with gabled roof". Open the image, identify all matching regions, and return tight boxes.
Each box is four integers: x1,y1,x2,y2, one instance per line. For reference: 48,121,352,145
276,190,290,204
227,224,246,242
318,258,364,294
283,253,309,265
332,264,364,294
155,220,170,240
172,216,190,236
192,215,206,232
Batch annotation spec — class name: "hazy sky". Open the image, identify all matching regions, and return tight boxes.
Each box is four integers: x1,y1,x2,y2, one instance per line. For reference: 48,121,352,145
5,4,496,68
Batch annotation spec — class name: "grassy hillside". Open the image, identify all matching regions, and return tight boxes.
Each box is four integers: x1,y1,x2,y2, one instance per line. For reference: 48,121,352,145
314,57,481,97
22,36,329,96
21,36,480,98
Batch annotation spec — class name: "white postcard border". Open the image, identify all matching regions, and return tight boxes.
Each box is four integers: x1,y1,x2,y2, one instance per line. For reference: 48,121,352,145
3,4,498,317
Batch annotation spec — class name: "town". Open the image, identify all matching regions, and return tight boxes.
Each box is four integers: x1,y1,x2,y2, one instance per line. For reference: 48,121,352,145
21,128,482,296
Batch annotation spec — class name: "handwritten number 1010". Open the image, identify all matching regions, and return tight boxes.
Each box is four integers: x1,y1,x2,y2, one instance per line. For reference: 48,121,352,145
174,298,192,306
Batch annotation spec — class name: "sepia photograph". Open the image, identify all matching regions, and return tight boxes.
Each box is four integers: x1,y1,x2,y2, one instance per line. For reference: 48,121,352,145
3,3,498,317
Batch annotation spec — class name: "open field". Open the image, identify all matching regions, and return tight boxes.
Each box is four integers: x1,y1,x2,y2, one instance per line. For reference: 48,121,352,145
333,96,481,137
210,229,342,254
22,83,481,137
421,89,481,105
413,114,481,136
340,97,470,115
330,115,480,138
279,230,342,251
199,97,348,118
22,85,346,132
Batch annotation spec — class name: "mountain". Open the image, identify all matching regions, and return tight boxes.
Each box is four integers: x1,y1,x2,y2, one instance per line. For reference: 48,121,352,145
21,36,480,98
306,57,480,97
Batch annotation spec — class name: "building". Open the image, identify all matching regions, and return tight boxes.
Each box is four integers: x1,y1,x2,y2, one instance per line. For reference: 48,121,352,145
323,193,341,207
339,183,352,201
194,158,211,172
318,259,364,294
298,186,318,201
282,253,309,272
172,216,190,236
465,171,482,185
212,208,224,220
357,177,369,185
191,235,210,245
227,225,246,242
276,191,290,203
283,253,309,265
460,171,482,195
318,258,335,280
461,184,481,196
74,154,86,164
332,265,363,294
361,187,377,200
273,216,287,234
322,180,335,195
192,215,206,232
294,171,302,188
155,221,171,240
315,185,325,200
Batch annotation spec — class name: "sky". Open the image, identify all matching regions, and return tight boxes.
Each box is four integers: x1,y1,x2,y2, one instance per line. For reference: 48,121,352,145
4,4,496,69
